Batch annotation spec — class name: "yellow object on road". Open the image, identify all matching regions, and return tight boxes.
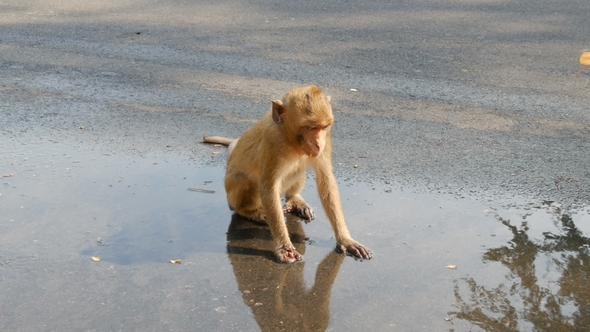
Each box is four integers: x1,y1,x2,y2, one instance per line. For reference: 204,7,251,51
580,52,590,66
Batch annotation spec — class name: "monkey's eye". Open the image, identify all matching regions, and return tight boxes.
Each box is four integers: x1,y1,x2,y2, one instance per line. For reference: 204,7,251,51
306,126,317,131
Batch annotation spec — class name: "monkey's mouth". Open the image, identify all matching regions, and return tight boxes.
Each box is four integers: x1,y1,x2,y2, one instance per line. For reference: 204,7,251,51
302,147,321,158
308,151,321,158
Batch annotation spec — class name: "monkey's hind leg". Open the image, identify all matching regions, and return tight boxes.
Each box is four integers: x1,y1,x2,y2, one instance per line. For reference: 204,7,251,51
225,172,266,223
282,170,315,222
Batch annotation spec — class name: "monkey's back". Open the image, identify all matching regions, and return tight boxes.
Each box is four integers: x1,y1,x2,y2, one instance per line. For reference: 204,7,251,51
226,110,305,186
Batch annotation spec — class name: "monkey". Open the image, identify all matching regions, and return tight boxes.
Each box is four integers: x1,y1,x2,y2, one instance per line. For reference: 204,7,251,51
204,85,372,263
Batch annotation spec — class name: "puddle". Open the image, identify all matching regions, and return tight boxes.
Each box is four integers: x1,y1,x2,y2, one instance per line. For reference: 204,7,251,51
1,141,589,331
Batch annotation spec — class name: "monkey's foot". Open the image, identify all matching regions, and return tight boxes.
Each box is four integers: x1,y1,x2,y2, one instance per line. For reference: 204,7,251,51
236,207,267,224
275,244,302,264
336,242,372,260
283,202,315,222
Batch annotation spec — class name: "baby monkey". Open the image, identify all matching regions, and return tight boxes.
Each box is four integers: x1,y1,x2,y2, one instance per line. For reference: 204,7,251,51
204,85,372,263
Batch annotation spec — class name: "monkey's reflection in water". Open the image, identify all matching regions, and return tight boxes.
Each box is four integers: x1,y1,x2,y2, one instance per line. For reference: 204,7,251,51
226,214,345,332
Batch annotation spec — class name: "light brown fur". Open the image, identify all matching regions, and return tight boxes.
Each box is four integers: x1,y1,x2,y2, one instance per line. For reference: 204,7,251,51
204,85,372,263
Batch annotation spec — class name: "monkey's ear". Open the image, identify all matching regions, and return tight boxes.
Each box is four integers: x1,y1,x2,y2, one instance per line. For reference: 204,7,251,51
326,95,331,103
271,100,286,123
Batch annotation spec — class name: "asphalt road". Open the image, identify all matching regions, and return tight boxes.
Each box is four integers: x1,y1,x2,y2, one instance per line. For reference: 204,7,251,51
1,0,589,209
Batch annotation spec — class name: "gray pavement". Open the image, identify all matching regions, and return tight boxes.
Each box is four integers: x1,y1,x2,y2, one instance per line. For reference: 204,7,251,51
2,2,590,331
1,0,589,208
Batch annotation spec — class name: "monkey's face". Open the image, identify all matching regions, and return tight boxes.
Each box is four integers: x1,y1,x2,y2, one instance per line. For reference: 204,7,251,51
272,84,334,157
297,123,332,158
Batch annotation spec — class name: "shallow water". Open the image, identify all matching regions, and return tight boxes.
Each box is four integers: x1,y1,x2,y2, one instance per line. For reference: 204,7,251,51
1,141,589,331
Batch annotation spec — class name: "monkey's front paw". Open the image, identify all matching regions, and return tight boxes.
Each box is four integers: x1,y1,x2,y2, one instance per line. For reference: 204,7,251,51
275,244,302,264
336,242,372,260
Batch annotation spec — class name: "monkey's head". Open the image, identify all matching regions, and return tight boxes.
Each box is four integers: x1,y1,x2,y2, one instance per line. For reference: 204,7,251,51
272,85,334,158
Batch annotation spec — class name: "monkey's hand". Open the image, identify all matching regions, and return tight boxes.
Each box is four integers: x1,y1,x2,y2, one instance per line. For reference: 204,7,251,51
276,244,303,264
336,241,372,260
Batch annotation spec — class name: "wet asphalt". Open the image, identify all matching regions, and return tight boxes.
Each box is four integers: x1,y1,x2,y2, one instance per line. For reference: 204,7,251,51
2,1,590,331
1,1,589,208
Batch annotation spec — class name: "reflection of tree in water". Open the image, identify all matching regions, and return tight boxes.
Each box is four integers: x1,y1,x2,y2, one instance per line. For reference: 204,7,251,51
226,214,345,332
450,204,590,331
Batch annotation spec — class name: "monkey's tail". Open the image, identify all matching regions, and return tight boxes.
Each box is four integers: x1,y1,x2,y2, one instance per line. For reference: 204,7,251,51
203,136,235,146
